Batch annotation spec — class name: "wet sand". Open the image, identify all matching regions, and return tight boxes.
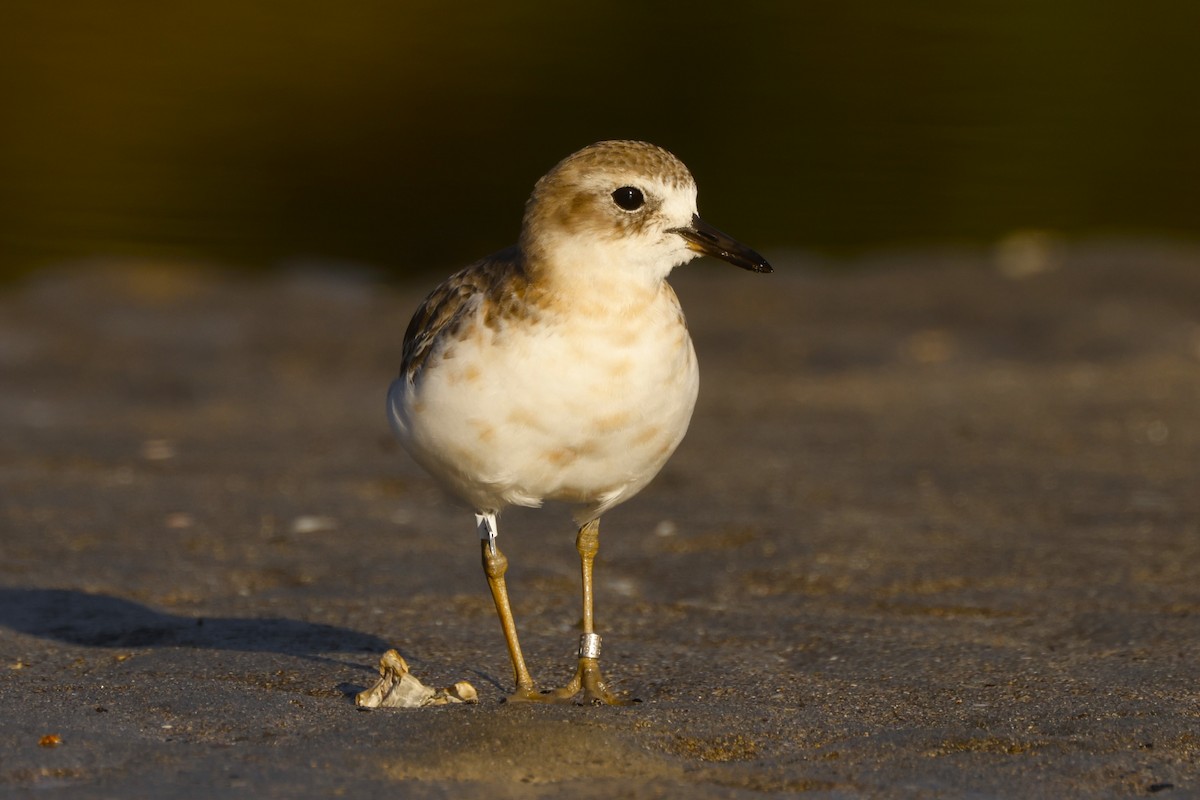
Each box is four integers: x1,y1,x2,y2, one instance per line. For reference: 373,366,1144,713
2,242,1198,796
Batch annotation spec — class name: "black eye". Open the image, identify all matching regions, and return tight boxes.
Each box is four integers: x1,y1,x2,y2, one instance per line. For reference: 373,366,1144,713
611,186,644,211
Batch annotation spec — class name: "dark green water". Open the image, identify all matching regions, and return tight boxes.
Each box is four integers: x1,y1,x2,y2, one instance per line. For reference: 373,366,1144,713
2,1,1198,277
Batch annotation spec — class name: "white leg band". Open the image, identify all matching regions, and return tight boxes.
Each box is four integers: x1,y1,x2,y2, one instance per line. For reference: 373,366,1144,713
475,512,498,544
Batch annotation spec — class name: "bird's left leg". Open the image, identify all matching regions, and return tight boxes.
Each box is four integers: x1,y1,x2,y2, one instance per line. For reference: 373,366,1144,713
550,518,625,705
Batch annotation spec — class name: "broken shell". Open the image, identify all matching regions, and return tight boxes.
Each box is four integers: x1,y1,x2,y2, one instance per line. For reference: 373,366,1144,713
355,649,478,709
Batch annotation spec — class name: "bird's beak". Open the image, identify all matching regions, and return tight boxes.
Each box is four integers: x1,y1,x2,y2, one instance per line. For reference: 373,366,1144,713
671,214,772,274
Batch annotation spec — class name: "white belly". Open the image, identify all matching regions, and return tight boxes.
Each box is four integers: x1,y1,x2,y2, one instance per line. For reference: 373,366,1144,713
389,287,699,520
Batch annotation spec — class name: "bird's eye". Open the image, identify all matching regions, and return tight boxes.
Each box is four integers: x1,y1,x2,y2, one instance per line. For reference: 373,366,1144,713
611,186,645,211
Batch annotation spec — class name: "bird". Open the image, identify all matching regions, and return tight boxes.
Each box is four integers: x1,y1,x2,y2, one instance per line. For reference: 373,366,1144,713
387,140,771,704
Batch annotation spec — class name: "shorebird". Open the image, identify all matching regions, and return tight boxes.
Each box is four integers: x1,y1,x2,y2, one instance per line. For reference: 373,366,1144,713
387,140,770,703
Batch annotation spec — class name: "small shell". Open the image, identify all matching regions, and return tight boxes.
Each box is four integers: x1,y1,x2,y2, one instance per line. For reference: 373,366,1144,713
355,649,478,709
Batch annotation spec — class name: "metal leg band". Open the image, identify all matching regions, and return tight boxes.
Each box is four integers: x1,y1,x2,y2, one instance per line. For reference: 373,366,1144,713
578,633,602,659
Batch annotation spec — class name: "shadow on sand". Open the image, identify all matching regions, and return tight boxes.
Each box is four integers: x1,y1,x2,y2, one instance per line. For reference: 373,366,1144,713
0,587,389,657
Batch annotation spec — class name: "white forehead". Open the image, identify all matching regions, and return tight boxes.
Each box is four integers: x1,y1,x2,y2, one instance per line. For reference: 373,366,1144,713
650,175,698,226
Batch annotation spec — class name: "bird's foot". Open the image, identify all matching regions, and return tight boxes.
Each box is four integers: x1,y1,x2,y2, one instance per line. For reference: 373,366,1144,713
504,657,628,706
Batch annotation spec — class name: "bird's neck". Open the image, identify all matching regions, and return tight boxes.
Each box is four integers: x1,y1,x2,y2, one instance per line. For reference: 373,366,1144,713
520,250,668,319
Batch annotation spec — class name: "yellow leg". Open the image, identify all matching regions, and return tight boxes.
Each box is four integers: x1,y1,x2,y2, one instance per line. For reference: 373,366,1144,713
481,515,624,705
480,535,540,700
549,518,625,705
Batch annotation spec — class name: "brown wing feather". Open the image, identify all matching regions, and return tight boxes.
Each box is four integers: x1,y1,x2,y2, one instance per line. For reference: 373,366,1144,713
399,246,525,383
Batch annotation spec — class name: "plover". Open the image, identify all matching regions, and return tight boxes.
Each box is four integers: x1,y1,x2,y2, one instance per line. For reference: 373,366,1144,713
388,140,771,704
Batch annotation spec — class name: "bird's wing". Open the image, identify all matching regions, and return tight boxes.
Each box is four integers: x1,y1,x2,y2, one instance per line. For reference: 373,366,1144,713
399,246,524,384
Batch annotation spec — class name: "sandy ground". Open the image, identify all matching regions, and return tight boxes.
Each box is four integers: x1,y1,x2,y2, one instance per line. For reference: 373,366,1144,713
2,241,1198,797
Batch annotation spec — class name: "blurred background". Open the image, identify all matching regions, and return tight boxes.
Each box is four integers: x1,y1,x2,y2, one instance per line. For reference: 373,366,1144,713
2,0,1198,280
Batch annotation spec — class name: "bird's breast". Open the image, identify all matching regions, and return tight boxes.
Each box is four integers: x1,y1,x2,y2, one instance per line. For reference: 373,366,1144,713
393,282,699,512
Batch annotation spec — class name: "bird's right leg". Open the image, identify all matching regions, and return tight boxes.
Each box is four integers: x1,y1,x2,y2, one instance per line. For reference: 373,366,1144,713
477,512,540,701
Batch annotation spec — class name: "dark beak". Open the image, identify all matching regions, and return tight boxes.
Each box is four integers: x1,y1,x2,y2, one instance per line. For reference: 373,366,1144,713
671,214,772,273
